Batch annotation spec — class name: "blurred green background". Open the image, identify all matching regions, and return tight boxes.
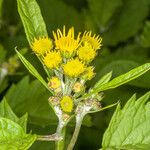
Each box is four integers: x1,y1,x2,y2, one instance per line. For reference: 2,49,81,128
0,0,150,149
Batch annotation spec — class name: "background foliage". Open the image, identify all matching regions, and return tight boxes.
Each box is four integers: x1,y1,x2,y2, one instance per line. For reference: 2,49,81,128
0,0,150,149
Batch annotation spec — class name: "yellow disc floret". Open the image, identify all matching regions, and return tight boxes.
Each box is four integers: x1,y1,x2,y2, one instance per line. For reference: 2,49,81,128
32,37,53,55
60,96,74,113
43,51,62,69
82,31,102,50
48,77,61,89
83,66,95,80
63,58,85,77
78,42,96,62
53,26,81,57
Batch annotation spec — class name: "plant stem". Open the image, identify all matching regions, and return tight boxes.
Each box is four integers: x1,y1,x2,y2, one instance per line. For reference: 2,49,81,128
55,126,66,150
67,116,83,150
37,134,61,141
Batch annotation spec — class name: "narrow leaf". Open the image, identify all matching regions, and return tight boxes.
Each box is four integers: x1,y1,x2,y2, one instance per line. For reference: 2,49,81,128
93,71,112,89
83,63,150,98
17,0,47,45
15,50,53,94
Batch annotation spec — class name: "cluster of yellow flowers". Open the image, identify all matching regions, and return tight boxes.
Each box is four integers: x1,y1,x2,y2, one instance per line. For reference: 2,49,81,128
32,26,102,114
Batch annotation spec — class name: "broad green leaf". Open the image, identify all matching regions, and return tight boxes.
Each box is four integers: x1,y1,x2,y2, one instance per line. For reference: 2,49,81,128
0,98,28,132
17,113,28,132
103,0,149,46
84,63,150,98
0,118,37,150
5,76,56,127
0,98,18,122
141,21,150,47
88,0,123,27
15,50,53,94
93,71,112,89
17,0,47,45
102,92,150,150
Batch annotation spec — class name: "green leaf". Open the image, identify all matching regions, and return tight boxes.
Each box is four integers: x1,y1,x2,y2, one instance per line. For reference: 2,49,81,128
0,118,37,150
0,98,28,132
141,21,150,47
84,63,150,98
5,76,56,127
17,113,28,132
17,0,47,45
0,98,18,122
102,92,150,150
93,71,112,89
103,0,149,46
15,50,53,94
87,0,123,27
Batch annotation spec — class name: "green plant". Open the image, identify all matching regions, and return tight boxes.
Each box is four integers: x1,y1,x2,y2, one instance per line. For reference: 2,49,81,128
0,0,150,150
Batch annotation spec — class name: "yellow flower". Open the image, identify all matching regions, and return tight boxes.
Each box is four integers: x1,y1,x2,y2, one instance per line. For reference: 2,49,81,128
73,82,83,93
43,51,62,69
83,66,95,80
48,77,61,89
77,42,96,62
63,58,85,77
82,31,102,50
53,26,81,57
60,96,74,113
32,37,53,55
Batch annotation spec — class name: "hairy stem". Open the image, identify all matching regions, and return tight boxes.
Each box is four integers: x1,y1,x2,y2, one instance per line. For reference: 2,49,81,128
55,126,66,150
67,116,83,150
37,134,62,141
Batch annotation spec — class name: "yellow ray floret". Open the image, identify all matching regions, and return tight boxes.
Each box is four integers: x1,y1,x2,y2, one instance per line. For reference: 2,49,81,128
63,58,85,77
43,51,62,69
77,42,96,62
83,66,95,80
48,77,61,89
82,31,102,50
60,96,74,113
32,37,53,55
53,26,81,57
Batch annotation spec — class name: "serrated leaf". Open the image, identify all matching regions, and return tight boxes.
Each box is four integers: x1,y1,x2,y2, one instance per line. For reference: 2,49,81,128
0,98,18,122
88,0,123,27
15,50,53,94
93,71,112,89
141,21,150,47
84,63,150,98
17,113,28,132
0,98,28,132
0,118,37,150
17,0,47,45
103,0,149,46
102,92,150,150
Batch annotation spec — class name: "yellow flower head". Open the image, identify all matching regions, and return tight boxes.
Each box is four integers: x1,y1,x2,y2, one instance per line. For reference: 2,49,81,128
82,31,102,50
43,51,62,69
60,96,74,113
77,42,96,62
48,77,61,89
73,82,83,93
53,26,81,57
63,58,85,77
32,37,53,55
83,66,95,80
